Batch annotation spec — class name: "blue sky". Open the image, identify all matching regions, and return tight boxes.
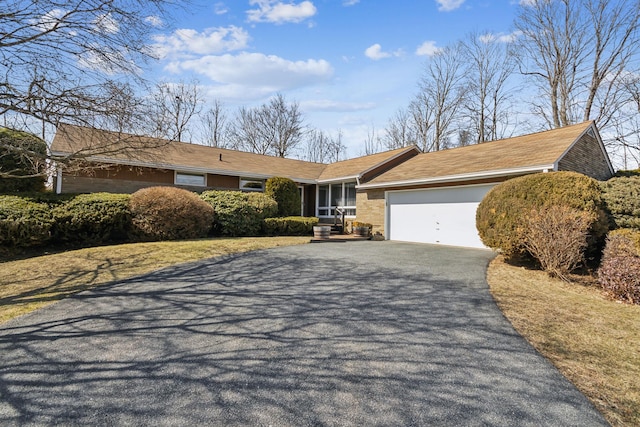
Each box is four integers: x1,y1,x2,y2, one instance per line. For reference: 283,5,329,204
149,1,522,156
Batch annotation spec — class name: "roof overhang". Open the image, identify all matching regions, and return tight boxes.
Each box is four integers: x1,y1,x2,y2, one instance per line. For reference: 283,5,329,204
356,164,555,190
317,175,359,184
51,152,320,185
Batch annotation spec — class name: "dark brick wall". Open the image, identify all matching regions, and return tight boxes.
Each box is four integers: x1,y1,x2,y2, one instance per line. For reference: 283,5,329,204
557,133,613,180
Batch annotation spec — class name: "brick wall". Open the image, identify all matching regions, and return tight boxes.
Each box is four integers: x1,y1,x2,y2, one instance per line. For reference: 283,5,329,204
356,189,385,234
557,133,613,180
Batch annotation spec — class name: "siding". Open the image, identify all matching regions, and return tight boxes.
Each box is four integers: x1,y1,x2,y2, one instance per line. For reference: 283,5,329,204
557,133,613,181
207,174,239,189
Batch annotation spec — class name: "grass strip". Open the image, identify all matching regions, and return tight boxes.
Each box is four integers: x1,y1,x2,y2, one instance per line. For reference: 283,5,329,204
0,236,309,324
487,256,640,427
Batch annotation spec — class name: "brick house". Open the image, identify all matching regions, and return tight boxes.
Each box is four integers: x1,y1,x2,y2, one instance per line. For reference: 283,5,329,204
52,121,613,248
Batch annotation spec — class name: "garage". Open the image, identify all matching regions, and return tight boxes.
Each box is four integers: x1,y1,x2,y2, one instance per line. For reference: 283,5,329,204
386,184,496,249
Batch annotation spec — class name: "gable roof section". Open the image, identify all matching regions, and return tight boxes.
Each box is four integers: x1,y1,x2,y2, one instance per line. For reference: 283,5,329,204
318,146,420,182
359,121,603,189
51,124,327,183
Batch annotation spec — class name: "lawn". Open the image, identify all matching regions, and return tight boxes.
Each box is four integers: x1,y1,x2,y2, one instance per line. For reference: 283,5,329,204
0,236,309,324
488,256,640,427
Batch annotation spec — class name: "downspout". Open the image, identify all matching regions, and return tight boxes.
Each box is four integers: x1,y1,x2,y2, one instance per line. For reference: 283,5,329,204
56,167,63,194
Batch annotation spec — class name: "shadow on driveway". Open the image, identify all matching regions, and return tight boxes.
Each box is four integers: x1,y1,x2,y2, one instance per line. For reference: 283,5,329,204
0,242,607,426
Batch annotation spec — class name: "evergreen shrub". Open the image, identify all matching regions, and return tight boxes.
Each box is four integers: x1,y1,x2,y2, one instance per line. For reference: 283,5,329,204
263,216,319,236
265,177,301,217
476,171,609,260
0,195,54,247
199,190,278,236
130,186,214,241
53,193,132,244
601,173,640,230
0,128,47,193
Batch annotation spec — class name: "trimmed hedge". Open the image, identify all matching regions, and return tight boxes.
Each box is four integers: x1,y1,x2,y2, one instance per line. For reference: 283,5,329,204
130,187,214,241
265,177,301,217
263,216,319,236
476,172,609,260
200,190,278,236
0,195,54,247
0,128,47,193
598,228,640,304
53,193,131,244
601,174,640,230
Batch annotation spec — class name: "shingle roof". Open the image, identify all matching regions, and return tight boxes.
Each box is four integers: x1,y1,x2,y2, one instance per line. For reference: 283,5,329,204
361,121,596,187
51,124,327,182
318,146,419,181
51,124,422,183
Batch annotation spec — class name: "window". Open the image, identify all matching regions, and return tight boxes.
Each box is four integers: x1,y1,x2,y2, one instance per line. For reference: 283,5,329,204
240,177,264,191
317,181,356,217
175,172,206,186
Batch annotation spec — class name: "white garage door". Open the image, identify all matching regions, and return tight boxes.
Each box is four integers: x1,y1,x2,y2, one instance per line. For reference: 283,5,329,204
387,184,496,248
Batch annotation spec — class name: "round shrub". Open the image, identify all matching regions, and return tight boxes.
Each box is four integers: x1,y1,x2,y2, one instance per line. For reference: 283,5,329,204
52,193,132,245
0,195,54,247
130,186,214,241
476,171,609,259
265,177,301,217
601,173,640,230
199,190,278,236
0,128,47,193
598,228,640,304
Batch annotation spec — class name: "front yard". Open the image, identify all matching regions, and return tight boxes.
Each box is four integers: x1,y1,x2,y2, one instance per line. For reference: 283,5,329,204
488,256,640,427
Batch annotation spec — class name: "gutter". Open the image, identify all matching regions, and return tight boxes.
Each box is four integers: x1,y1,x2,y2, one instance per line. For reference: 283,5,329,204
356,164,556,190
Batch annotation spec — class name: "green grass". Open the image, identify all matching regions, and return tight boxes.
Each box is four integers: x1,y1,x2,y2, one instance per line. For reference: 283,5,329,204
488,256,640,426
0,237,309,323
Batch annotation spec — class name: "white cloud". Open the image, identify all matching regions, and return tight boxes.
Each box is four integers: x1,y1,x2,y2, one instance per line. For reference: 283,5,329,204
478,31,522,44
94,13,119,34
32,9,66,32
343,0,360,5
436,0,465,12
415,40,441,57
214,2,228,14
247,1,317,24
152,26,249,58
169,52,333,93
364,44,403,60
145,15,164,27
365,44,390,60
301,99,375,112
519,0,537,5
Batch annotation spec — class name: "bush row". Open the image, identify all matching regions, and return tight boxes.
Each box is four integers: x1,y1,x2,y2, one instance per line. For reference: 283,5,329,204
1,188,316,250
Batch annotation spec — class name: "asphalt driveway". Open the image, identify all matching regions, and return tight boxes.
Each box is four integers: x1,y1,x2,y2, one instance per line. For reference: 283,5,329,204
0,241,607,426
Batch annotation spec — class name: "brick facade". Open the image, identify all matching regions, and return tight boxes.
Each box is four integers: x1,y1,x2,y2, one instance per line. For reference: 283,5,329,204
557,133,613,181
356,189,386,234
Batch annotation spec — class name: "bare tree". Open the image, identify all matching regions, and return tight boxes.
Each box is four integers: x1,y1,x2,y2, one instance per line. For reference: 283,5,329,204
152,80,202,142
460,31,516,143
514,0,640,129
415,44,466,151
306,129,331,163
230,93,306,157
306,129,347,163
383,108,415,149
0,0,187,178
327,130,346,163
199,100,230,148
362,125,382,155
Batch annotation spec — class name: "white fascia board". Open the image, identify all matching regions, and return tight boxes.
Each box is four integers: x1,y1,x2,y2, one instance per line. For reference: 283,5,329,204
356,165,554,190
317,175,359,184
54,153,318,184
